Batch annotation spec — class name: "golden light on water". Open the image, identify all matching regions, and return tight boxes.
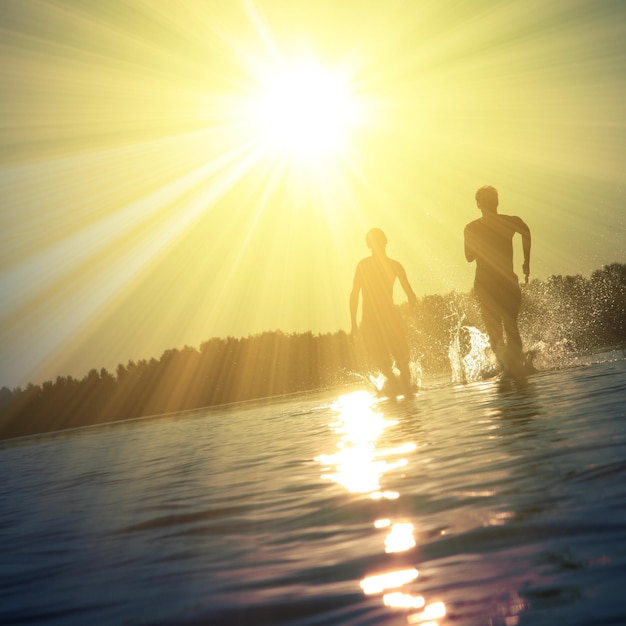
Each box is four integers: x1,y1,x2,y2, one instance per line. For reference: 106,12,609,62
317,390,448,623
384,522,416,553
316,391,411,497
360,568,419,595
370,490,400,501
384,591,426,610
407,601,447,625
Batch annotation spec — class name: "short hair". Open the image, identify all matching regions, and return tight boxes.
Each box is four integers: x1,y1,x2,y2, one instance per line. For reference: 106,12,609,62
366,228,387,250
475,185,499,211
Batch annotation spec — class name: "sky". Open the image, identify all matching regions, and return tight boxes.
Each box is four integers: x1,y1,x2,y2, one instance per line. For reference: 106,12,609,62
1,0,625,388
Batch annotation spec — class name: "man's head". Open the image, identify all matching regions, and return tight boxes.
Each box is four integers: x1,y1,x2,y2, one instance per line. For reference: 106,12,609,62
366,228,387,252
475,185,499,213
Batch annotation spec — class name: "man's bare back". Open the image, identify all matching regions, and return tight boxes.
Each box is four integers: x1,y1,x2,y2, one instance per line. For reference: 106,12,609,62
350,228,417,394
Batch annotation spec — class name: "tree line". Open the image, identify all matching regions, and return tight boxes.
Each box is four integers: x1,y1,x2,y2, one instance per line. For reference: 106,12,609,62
1,263,624,440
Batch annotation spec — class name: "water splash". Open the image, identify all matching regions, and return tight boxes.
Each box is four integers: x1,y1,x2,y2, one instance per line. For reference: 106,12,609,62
447,304,499,384
368,371,386,393
364,360,423,395
448,324,499,384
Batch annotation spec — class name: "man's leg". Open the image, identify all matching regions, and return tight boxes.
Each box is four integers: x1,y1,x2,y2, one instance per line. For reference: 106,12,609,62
391,335,413,395
502,282,523,369
475,284,503,355
377,350,400,396
362,322,396,390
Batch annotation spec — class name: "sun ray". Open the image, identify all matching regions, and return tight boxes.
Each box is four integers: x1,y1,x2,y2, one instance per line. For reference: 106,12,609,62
1,1,625,386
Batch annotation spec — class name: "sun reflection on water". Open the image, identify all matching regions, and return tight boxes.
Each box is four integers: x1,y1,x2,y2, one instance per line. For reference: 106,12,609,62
385,522,416,553
315,390,405,496
407,601,447,624
384,591,426,610
360,568,419,595
316,390,447,624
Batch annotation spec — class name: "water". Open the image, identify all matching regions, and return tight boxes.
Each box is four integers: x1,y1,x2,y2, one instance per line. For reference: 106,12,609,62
1,352,626,625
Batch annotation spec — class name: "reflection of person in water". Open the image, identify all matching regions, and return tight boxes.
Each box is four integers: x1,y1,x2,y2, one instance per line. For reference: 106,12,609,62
350,228,417,395
464,185,531,374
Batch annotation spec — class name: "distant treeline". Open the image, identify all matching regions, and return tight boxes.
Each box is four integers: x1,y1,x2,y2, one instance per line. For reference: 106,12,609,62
1,263,624,440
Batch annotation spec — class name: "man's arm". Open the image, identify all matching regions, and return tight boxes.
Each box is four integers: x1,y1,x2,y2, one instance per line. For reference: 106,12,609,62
464,224,476,263
395,262,418,306
513,217,531,282
349,267,361,336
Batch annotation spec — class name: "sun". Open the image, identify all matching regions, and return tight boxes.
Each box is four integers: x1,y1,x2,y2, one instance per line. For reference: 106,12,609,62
252,60,359,163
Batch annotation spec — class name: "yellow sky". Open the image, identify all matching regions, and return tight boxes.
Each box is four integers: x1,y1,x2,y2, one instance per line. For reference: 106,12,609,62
1,0,625,387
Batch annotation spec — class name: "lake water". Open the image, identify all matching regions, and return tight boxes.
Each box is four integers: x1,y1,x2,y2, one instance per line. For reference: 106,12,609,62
1,351,626,625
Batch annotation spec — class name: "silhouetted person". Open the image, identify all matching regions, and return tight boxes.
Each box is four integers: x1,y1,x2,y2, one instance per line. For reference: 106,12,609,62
350,228,417,395
464,185,531,375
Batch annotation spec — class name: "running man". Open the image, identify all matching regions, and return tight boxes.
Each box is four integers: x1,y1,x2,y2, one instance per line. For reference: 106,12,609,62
464,185,531,375
350,228,417,395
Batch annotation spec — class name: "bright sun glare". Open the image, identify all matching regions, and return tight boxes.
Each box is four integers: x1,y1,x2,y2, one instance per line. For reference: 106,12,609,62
252,61,359,162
